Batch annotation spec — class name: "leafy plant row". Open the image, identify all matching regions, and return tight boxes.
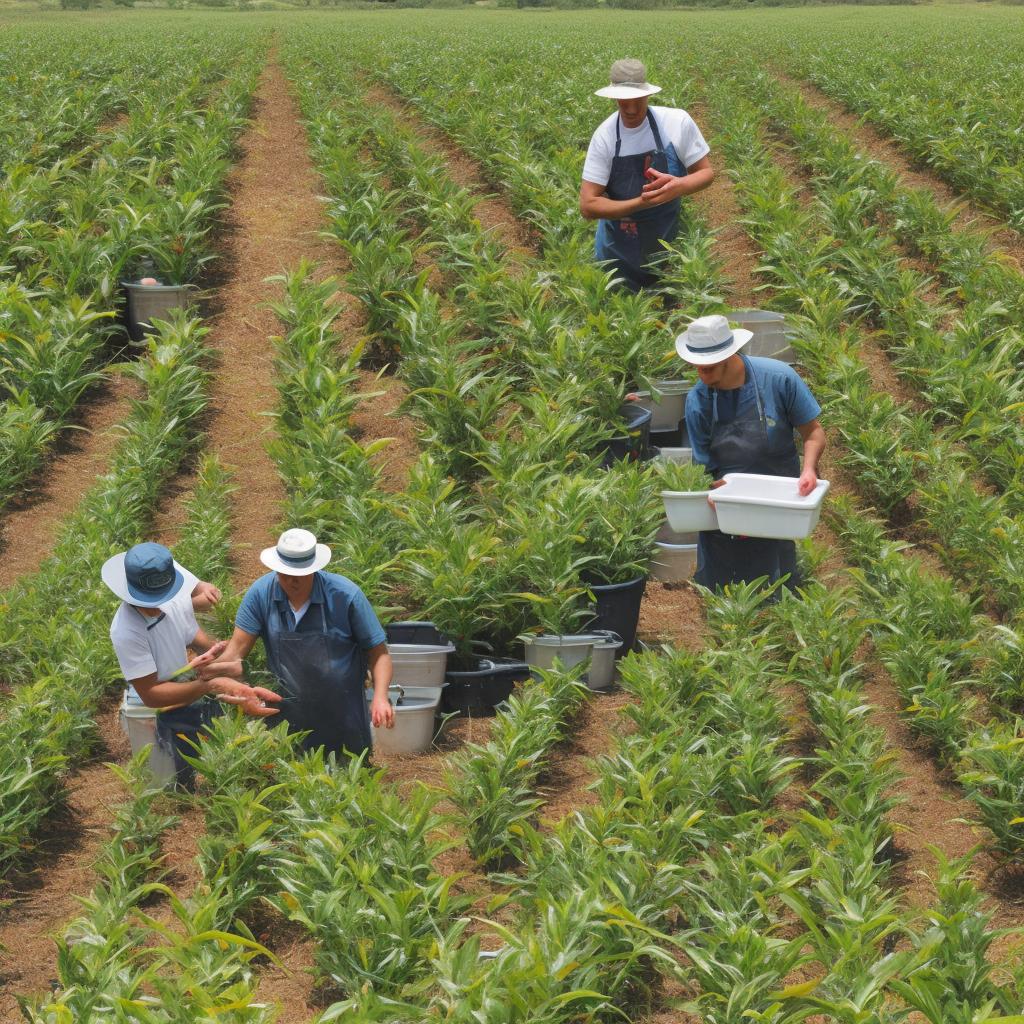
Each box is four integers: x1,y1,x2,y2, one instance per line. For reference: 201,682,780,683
0,316,212,878
0,33,265,513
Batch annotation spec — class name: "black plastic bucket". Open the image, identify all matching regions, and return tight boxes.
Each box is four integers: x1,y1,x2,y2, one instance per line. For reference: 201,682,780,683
442,658,532,715
650,423,688,449
598,403,653,467
585,575,647,655
385,621,450,646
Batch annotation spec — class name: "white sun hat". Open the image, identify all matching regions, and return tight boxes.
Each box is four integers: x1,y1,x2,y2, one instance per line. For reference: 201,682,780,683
595,58,662,100
260,528,332,576
675,314,754,366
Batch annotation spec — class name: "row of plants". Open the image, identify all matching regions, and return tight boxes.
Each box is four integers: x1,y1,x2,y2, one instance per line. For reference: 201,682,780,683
0,28,266,512
0,315,213,879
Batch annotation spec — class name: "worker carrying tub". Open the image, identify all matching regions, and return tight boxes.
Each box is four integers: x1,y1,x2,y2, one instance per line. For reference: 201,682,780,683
219,529,395,761
677,315,826,592
104,542,280,789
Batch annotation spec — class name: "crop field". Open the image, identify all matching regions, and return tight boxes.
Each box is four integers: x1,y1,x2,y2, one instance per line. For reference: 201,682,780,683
3,4,1024,1021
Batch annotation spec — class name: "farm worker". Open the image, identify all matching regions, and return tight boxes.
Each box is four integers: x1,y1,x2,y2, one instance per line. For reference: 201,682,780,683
580,58,714,291
678,314,826,592
221,529,395,760
104,542,281,788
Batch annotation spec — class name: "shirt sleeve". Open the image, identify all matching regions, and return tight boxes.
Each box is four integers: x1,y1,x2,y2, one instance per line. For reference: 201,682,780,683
673,110,710,170
779,367,822,427
581,124,613,186
111,622,157,682
235,582,266,636
348,589,387,650
684,390,713,469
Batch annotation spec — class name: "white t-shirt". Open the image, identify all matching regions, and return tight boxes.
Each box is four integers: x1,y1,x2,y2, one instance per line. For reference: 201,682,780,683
291,599,311,626
582,106,710,188
110,585,200,702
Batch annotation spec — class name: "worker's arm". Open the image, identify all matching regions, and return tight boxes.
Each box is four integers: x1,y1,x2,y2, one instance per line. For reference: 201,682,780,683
191,580,222,612
580,178,647,221
130,666,280,716
796,418,826,496
638,155,714,206
367,643,395,729
220,626,260,664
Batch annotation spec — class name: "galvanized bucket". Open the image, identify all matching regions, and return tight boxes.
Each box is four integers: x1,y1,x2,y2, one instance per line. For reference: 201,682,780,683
122,281,199,345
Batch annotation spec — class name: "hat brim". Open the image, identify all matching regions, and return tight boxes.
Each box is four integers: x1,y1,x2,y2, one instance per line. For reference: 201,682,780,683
102,553,197,607
675,328,754,366
260,543,332,577
595,83,662,100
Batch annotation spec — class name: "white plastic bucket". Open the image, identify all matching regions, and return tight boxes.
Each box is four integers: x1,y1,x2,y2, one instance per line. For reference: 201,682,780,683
656,447,692,465
726,309,795,364
388,642,456,687
119,694,177,787
632,380,690,431
711,473,831,539
523,634,598,674
369,685,442,755
586,631,623,690
661,490,718,533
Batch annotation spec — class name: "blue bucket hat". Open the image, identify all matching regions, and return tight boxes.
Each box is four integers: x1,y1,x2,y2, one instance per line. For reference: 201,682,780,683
101,542,196,607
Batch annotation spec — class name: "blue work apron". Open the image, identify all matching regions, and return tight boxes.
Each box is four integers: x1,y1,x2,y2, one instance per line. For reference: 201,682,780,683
695,355,802,592
268,602,372,759
594,109,684,291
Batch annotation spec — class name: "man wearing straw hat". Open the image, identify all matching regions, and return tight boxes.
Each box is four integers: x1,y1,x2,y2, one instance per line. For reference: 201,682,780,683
104,542,281,788
221,529,395,761
580,58,714,291
677,314,826,592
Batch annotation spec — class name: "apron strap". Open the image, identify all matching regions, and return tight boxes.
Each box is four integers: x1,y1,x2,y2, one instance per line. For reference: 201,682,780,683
614,108,667,160
711,355,770,447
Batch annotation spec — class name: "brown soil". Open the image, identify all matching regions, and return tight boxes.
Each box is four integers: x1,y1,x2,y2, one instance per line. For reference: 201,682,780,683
0,694,132,1017
638,581,706,652
193,56,345,585
773,71,1024,270
689,101,763,310
363,83,537,261
0,374,139,591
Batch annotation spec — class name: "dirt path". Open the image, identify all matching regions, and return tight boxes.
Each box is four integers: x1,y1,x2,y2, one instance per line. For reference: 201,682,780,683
0,374,139,592
772,70,1024,271
0,695,132,1017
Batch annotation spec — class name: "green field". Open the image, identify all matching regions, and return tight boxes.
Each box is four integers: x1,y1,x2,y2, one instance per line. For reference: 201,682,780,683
3,5,1024,1021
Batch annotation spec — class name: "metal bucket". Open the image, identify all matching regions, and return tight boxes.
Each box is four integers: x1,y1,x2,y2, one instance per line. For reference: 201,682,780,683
122,281,198,345
631,380,691,431
726,309,795,364
586,630,623,690
523,633,599,674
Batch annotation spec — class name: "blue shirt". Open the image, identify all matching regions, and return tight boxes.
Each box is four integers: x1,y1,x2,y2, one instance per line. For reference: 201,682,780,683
236,570,387,653
685,356,821,475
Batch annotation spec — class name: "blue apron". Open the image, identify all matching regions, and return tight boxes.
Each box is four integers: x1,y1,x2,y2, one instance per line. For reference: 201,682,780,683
695,355,802,592
594,109,685,291
268,602,372,759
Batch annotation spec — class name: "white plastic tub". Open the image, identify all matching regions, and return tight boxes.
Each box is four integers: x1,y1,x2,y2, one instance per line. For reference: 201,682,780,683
655,447,693,465
632,380,690,431
388,642,456,687
711,473,830,539
523,634,598,674
661,490,718,533
586,631,623,690
369,685,442,755
120,693,177,787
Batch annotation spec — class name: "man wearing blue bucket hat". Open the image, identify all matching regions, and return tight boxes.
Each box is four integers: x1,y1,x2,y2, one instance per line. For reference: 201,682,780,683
104,542,282,788
678,314,826,592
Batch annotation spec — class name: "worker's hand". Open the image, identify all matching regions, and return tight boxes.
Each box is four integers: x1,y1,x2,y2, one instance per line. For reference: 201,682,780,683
191,581,222,612
639,168,680,206
197,657,243,681
797,468,818,497
186,640,228,674
207,677,281,717
371,694,395,729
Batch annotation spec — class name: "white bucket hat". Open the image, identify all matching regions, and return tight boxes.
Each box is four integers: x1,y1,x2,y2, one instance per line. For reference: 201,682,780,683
675,314,754,366
595,58,662,101
260,528,331,576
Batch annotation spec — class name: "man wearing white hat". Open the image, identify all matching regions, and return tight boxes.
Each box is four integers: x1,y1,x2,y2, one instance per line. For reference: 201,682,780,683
104,542,282,788
580,58,714,291
221,529,394,760
677,314,826,591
